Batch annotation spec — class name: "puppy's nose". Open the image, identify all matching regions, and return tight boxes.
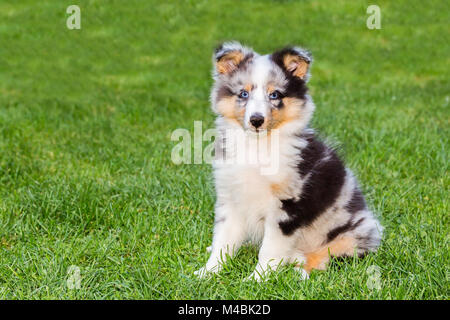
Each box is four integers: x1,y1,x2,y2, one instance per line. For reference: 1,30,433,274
250,113,265,128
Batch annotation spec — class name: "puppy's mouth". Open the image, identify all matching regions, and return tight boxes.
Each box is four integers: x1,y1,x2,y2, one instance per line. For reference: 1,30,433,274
246,127,268,135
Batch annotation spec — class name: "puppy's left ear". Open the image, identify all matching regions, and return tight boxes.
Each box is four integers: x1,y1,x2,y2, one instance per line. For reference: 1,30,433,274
272,47,312,81
213,41,254,75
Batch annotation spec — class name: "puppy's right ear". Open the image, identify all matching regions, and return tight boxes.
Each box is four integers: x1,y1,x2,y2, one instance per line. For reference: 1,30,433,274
213,41,253,75
271,47,312,81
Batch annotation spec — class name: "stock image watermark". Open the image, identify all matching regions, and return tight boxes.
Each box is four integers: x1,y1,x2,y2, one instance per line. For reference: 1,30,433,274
366,5,381,29
66,5,81,30
366,265,382,291
171,121,281,175
67,265,81,290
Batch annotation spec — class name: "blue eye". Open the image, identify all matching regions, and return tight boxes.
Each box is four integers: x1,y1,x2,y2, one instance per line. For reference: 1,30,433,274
269,91,281,100
239,90,249,99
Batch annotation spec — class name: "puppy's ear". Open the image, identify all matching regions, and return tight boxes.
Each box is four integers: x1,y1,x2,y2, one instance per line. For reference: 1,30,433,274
272,47,312,81
213,41,254,75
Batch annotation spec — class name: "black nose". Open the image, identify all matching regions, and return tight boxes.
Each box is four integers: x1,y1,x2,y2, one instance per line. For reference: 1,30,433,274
250,113,264,128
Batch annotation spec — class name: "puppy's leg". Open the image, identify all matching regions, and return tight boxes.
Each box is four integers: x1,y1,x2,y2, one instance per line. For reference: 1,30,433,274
195,206,246,278
247,216,299,282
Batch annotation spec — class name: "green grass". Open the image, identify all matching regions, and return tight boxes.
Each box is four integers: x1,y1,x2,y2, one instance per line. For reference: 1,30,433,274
0,0,448,299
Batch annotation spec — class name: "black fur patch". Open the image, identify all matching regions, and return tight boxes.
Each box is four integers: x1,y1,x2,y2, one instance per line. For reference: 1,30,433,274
324,187,367,243
283,76,308,100
326,217,365,243
297,133,327,177
271,48,309,100
279,135,346,235
345,188,366,213
215,85,234,103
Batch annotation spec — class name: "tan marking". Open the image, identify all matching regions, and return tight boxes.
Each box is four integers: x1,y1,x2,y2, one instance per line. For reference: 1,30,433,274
216,51,245,74
270,97,303,129
271,181,288,197
244,84,253,92
302,237,356,273
266,84,275,94
283,54,309,79
216,96,244,125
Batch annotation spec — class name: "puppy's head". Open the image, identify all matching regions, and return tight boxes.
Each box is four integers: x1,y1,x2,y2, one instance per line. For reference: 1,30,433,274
211,42,314,133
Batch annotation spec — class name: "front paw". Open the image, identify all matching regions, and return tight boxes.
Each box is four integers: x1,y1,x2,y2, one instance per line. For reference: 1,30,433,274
194,267,210,279
294,267,310,280
194,265,219,279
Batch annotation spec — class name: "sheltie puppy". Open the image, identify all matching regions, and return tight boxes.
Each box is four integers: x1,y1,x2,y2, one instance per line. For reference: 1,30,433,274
195,41,383,281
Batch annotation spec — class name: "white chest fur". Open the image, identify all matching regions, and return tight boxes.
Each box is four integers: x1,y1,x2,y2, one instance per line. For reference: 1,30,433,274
212,126,306,242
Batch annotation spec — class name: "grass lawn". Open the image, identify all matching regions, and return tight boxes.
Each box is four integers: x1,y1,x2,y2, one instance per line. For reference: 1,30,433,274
0,0,448,299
